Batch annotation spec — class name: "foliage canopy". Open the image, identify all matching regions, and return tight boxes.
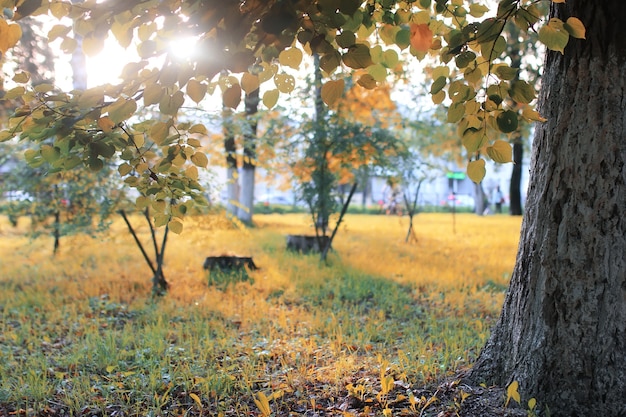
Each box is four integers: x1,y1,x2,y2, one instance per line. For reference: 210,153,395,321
0,0,584,227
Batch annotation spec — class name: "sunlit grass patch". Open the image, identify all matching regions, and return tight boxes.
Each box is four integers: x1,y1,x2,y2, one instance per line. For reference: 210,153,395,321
0,212,521,415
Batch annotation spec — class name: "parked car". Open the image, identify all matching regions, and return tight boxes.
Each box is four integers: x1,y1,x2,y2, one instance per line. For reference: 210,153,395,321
255,194,292,206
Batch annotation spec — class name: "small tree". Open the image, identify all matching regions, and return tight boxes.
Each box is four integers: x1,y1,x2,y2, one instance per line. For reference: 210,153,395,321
1,145,122,255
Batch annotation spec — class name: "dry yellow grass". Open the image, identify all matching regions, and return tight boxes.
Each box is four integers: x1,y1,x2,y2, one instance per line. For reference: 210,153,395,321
0,212,522,415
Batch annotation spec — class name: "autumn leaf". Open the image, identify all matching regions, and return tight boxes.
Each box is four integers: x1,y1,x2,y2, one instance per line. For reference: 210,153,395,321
97,116,116,133
222,85,241,109
467,159,486,183
538,18,569,54
321,79,345,107
262,89,279,109
487,140,513,163
505,381,521,407
564,17,585,39
409,23,433,52
0,19,22,54
187,79,207,103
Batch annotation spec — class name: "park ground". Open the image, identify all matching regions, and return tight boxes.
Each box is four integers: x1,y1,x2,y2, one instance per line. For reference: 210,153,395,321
0,212,530,416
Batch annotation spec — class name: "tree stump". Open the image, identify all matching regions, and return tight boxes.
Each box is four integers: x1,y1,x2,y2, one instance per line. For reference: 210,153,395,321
203,255,259,288
286,235,330,254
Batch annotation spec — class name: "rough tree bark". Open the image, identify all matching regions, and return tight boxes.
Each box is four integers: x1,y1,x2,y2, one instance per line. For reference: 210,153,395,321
237,88,260,224
469,2,626,415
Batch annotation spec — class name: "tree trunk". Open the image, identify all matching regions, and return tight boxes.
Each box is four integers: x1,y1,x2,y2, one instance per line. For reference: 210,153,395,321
469,2,626,414
473,182,486,215
509,138,523,215
223,108,238,215
237,88,260,223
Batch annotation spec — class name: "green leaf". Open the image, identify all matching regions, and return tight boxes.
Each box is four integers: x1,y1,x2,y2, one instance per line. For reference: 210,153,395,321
455,51,476,69
41,145,60,163
430,76,447,95
496,110,518,133
509,80,536,104
467,159,486,183
336,31,356,48
487,139,513,163
564,17,585,39
538,18,569,54
494,64,518,81
342,44,373,69
447,102,465,123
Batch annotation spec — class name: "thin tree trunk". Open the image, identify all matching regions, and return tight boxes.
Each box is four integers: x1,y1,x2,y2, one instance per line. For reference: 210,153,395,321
473,182,486,215
223,108,238,215
237,88,260,223
469,2,626,414
509,139,523,215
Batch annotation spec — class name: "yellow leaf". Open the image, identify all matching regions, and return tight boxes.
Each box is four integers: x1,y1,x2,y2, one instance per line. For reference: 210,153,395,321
150,122,170,145
278,47,303,70
564,17,585,39
262,89,279,109
189,392,202,409
189,124,208,135
159,91,185,115
143,84,164,106
538,18,569,54
60,36,78,54
321,79,345,107
505,381,521,407
241,72,259,94
82,36,105,56
409,23,432,53
467,159,486,183
186,165,199,181
0,19,22,54
274,73,295,94
48,24,71,41
487,139,513,163
190,151,208,168
12,71,30,83
168,218,183,234
111,20,132,48
97,116,116,133
528,398,537,410
107,98,137,124
253,392,272,417
551,0,565,2
50,2,71,19
187,79,207,103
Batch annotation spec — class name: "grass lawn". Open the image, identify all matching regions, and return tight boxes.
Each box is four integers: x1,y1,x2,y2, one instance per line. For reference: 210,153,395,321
0,212,522,416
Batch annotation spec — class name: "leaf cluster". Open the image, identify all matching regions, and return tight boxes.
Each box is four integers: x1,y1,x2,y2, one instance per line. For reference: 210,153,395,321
0,0,587,216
